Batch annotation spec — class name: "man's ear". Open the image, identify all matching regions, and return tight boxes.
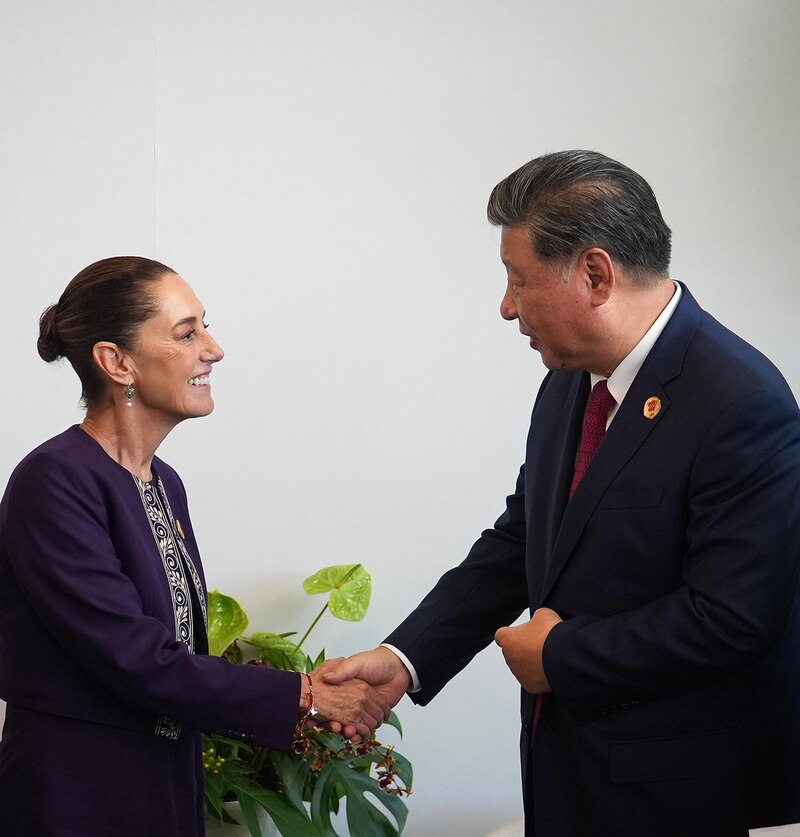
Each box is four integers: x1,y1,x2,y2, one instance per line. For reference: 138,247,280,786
581,248,615,307
92,342,135,386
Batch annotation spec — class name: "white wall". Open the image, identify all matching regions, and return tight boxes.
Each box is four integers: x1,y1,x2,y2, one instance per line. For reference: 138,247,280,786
1,1,799,834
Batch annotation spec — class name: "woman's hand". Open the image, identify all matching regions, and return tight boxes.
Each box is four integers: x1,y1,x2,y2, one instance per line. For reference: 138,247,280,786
301,662,392,742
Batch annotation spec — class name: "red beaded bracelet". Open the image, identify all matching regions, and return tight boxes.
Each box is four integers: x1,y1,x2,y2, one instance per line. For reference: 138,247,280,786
299,674,319,727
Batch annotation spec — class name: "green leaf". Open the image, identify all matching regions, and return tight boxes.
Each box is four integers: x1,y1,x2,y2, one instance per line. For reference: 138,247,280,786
309,728,349,753
246,632,308,672
207,590,249,657
268,751,313,811
305,738,409,837
203,771,225,819
237,792,264,837
259,792,320,837
233,775,319,837
330,759,407,836
383,711,403,737
302,564,372,622
309,766,340,836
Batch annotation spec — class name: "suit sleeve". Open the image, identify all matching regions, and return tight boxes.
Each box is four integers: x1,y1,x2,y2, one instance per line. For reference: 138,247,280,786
384,373,558,704
3,453,300,750
543,386,800,720
384,465,530,704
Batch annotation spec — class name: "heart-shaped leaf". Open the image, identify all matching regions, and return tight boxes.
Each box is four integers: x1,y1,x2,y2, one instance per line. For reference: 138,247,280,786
302,564,372,622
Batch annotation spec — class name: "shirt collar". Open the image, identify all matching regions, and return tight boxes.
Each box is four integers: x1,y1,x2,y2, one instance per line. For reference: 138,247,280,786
590,281,681,421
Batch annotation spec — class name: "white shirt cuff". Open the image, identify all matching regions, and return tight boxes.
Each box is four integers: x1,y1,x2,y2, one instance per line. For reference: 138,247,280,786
380,643,421,693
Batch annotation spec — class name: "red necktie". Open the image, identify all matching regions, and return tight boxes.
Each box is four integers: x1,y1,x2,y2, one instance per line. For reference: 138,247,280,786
532,380,616,745
569,379,616,498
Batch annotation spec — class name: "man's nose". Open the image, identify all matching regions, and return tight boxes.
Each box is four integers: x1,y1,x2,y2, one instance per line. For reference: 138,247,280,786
500,284,517,321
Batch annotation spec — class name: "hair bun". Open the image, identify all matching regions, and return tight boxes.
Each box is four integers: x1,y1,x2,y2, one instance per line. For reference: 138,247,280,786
37,304,64,362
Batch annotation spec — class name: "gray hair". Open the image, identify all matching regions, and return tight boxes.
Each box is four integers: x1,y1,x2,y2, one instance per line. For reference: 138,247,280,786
487,150,672,286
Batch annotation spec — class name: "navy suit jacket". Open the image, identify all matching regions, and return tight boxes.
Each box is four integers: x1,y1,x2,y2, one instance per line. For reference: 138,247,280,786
0,427,300,751
386,286,800,835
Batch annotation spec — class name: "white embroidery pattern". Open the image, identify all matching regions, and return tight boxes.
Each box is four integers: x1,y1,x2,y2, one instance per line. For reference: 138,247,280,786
156,480,208,633
154,715,182,741
133,474,207,739
134,476,194,648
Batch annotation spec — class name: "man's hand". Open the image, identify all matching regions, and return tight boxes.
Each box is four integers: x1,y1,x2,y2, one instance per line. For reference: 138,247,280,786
316,647,412,737
495,608,562,694
306,664,392,742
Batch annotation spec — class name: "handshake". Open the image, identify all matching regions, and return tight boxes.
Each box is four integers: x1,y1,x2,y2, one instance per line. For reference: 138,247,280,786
300,646,412,742
298,606,563,740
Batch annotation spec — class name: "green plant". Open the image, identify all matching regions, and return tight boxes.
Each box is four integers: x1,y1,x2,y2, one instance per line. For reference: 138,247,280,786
203,564,413,837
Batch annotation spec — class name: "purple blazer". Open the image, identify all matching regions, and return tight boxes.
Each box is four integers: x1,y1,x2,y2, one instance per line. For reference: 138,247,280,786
0,426,299,750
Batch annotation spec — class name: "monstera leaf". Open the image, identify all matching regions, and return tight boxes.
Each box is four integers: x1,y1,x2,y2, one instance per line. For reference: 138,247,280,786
307,730,411,836
207,590,249,657
302,564,371,622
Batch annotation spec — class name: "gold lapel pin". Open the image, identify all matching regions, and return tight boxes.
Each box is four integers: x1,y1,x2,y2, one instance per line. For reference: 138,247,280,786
176,519,186,540
643,396,662,420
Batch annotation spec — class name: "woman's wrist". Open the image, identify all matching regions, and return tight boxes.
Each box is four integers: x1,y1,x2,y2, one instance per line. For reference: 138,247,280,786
293,673,320,754
298,672,312,713
298,673,318,723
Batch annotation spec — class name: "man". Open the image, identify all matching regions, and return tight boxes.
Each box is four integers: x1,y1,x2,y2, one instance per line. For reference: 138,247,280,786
324,151,800,835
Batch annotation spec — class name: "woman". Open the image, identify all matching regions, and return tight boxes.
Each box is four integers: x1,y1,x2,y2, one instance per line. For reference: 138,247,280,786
0,257,387,836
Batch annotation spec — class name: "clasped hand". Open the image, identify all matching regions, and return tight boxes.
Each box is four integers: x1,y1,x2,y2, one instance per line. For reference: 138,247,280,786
312,647,413,740
494,607,562,694
307,666,392,742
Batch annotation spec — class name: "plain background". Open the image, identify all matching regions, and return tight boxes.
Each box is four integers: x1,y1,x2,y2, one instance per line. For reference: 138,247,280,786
1,2,799,834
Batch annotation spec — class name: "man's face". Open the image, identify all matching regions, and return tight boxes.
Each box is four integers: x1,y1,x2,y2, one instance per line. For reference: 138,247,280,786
499,225,592,371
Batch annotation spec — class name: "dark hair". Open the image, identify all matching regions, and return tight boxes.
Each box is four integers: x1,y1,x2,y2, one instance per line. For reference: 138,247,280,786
487,150,672,285
38,256,175,404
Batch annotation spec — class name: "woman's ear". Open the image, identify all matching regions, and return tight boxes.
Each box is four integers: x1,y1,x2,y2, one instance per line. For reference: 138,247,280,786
92,342,135,386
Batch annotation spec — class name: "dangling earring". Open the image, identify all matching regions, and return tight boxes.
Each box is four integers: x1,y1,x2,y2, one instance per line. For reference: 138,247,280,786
125,384,135,408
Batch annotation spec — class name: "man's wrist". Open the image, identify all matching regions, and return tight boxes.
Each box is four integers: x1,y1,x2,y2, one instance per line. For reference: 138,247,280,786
380,643,420,692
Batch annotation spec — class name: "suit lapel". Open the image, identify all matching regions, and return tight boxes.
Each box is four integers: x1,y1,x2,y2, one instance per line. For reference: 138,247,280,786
542,373,589,560
538,284,703,604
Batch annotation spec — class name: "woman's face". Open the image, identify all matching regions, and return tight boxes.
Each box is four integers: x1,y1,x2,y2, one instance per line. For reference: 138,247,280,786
127,272,224,426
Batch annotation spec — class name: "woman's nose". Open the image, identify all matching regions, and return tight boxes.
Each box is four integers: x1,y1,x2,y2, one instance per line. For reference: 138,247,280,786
202,332,224,362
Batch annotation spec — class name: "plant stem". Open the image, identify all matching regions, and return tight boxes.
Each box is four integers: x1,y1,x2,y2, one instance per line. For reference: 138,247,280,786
296,602,328,652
